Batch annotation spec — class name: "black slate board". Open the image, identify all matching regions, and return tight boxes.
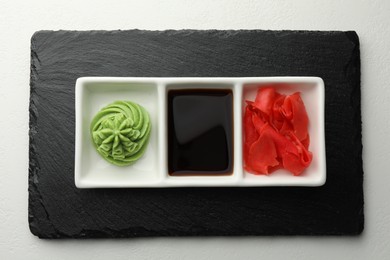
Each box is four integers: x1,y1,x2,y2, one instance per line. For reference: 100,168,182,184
29,30,363,238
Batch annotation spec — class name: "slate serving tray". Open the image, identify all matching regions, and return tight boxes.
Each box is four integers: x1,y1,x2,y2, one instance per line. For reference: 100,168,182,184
29,30,363,238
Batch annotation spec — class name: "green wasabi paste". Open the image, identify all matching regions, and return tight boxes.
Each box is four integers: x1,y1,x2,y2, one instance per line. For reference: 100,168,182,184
90,100,151,166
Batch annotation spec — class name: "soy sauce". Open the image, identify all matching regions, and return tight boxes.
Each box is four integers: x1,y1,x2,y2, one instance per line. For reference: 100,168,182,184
168,89,233,176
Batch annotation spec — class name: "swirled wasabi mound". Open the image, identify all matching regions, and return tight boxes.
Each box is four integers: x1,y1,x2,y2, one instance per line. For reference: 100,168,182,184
90,101,151,166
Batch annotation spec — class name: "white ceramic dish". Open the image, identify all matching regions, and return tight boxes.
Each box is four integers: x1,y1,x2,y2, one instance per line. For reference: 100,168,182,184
75,77,326,188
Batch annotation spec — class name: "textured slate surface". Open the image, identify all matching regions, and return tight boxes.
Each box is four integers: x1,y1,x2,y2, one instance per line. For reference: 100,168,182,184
29,30,363,238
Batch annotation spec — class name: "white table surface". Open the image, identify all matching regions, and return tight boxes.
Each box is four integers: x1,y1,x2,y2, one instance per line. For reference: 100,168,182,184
1,0,389,259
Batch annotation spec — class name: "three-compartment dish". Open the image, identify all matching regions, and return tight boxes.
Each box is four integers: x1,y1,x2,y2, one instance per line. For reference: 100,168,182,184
75,77,326,188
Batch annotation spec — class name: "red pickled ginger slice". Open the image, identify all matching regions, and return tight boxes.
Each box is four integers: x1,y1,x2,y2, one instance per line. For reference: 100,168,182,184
247,124,279,175
281,92,309,142
243,106,259,164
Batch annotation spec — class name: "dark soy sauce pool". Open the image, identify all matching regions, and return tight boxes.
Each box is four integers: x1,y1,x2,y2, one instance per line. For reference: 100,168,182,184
168,89,233,176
